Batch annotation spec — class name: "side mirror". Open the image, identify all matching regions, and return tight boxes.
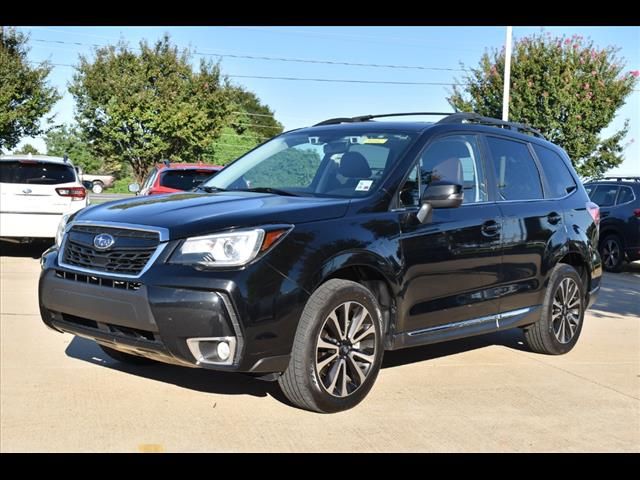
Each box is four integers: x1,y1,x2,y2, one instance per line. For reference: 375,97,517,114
128,183,140,193
416,182,464,224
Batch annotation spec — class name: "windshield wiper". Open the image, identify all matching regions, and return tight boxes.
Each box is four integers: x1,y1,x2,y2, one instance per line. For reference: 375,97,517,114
237,187,300,197
196,185,226,193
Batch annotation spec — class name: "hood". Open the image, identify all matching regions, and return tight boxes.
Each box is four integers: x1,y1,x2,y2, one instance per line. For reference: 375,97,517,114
75,191,350,239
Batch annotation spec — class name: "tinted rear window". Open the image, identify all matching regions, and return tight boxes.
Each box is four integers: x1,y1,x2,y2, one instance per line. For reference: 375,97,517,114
160,169,217,190
616,186,635,205
589,185,619,207
533,145,577,198
0,161,76,184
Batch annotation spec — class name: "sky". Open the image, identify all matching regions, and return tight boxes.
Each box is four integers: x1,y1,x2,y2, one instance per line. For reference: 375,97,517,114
14,26,640,176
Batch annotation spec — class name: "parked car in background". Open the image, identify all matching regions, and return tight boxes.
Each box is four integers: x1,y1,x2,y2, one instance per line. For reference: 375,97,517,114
0,154,87,243
584,176,640,272
130,162,222,195
40,112,601,413
78,170,116,194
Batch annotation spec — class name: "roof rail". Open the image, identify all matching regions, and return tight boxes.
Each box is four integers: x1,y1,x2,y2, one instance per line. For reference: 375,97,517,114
600,176,640,182
437,112,545,139
313,112,454,127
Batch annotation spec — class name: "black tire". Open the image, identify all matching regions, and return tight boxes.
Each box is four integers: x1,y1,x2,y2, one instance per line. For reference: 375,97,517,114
523,264,586,355
278,279,384,413
599,234,625,273
98,344,156,365
91,181,104,194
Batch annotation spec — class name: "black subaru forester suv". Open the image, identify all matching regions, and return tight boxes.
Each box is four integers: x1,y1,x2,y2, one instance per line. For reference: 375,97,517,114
39,113,602,413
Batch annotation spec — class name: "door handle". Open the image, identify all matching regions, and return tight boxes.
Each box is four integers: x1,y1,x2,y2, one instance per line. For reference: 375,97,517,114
547,212,562,225
481,220,501,237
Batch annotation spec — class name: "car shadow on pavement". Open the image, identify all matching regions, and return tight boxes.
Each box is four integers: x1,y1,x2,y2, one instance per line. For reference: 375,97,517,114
66,328,530,406
65,336,292,405
0,240,53,259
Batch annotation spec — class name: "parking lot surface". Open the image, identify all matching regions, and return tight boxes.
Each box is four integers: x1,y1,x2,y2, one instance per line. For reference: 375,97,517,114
1,244,638,452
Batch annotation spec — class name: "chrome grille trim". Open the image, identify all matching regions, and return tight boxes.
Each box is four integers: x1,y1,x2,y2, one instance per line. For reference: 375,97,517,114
58,221,169,279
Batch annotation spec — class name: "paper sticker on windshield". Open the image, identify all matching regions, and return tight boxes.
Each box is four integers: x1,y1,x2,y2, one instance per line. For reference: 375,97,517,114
363,138,388,144
355,180,373,192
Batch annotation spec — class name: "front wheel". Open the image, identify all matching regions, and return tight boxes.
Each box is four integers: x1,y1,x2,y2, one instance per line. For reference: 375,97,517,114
523,263,585,355
278,279,384,413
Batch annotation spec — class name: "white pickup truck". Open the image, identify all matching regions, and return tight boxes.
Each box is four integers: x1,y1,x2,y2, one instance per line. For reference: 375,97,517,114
79,172,115,193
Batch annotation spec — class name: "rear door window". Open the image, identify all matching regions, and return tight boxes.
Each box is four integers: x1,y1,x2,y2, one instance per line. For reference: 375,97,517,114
0,161,76,184
590,185,619,207
485,136,543,201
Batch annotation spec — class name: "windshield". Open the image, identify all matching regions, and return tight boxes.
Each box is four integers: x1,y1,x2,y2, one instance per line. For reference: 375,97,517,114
202,129,418,198
0,161,76,185
160,169,218,191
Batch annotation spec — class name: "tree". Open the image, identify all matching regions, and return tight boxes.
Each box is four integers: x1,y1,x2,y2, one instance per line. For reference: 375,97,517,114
44,124,105,173
204,126,261,166
0,27,61,152
448,33,638,179
70,35,236,182
13,143,41,155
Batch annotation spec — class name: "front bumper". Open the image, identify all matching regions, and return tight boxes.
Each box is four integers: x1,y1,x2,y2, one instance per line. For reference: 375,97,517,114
39,248,302,373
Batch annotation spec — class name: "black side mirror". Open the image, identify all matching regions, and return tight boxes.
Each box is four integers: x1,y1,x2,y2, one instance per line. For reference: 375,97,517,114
417,182,464,223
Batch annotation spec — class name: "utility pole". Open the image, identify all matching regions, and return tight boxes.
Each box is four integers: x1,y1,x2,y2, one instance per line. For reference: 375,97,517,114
502,26,513,121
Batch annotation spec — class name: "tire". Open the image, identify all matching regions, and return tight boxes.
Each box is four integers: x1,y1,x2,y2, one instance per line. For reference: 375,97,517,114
98,344,155,365
278,279,384,413
91,182,104,194
523,263,586,355
600,234,625,273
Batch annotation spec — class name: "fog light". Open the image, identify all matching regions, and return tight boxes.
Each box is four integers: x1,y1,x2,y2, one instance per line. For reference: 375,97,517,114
186,336,237,366
216,341,231,361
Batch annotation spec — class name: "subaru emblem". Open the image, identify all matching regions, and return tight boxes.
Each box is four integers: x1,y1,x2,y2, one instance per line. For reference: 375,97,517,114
93,233,115,250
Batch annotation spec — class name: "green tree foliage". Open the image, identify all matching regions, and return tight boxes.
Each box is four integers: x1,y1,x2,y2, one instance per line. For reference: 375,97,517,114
205,126,262,166
228,87,283,139
244,148,321,188
449,33,638,179
70,35,236,182
13,143,41,155
0,27,60,152
44,124,104,172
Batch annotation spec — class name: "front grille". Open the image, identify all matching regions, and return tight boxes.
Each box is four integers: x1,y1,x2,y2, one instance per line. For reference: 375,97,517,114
55,270,142,291
62,225,160,276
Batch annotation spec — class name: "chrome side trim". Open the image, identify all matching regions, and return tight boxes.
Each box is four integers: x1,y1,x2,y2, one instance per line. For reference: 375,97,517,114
407,306,533,337
57,221,169,279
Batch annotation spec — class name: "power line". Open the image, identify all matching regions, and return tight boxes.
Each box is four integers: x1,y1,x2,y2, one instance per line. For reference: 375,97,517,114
29,60,466,87
31,38,467,72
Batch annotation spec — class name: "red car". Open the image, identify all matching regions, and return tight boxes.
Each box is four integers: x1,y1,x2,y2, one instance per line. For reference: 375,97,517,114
133,162,223,195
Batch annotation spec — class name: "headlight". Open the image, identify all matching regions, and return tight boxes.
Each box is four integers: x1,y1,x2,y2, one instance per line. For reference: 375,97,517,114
169,228,290,268
55,214,70,248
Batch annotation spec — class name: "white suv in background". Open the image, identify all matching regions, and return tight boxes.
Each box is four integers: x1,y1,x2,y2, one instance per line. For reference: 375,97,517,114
0,154,88,243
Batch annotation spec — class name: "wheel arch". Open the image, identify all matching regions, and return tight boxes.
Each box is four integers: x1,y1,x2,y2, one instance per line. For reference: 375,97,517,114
314,251,399,348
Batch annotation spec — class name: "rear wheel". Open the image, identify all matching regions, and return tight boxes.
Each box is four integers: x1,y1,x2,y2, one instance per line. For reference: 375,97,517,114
91,181,104,194
523,264,585,355
278,279,384,413
98,344,155,365
600,234,625,273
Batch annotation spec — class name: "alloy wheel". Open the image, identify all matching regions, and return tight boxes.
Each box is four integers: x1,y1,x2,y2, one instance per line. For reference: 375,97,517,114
315,301,377,398
551,278,582,344
602,239,620,269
